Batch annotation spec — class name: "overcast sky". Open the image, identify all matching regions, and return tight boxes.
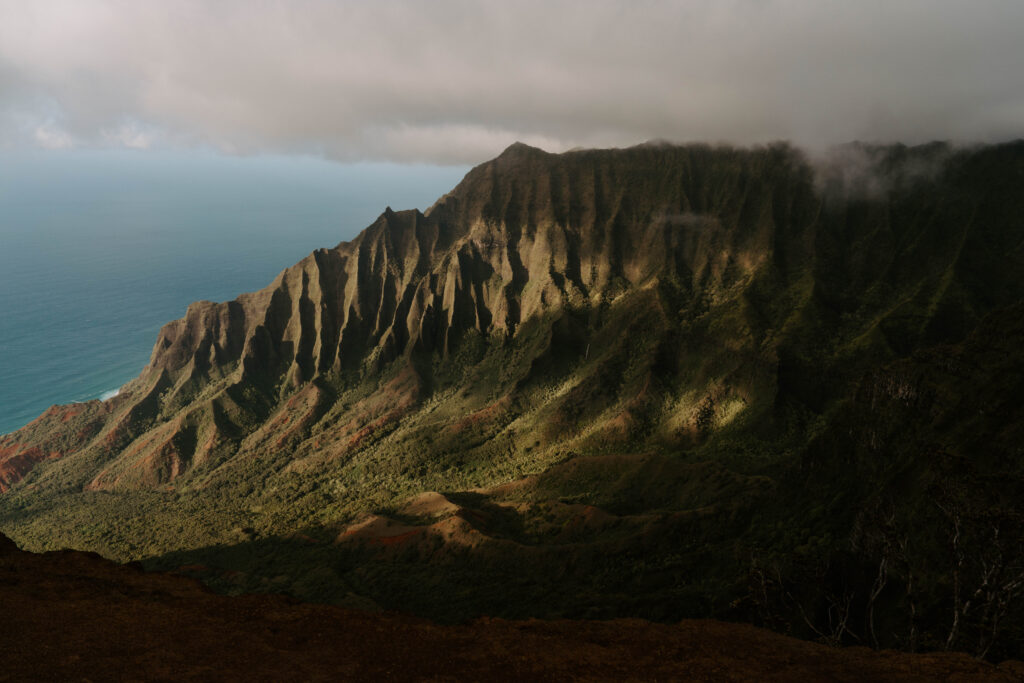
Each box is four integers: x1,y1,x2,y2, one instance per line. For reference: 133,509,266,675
1,0,1022,164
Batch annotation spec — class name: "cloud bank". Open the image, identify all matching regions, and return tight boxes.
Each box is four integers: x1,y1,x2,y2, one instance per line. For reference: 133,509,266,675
1,0,1022,163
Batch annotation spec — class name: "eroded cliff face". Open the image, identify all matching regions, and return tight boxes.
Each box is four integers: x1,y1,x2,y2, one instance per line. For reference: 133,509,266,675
1,142,832,492
2,140,1021,497
144,142,810,384
4,140,1023,496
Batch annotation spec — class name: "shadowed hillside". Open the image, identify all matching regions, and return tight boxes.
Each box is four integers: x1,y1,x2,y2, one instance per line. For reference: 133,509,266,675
2,534,1020,682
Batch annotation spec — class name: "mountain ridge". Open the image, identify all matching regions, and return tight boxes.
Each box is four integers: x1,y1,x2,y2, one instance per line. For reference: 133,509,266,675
3,140,825,491
2,139,1023,657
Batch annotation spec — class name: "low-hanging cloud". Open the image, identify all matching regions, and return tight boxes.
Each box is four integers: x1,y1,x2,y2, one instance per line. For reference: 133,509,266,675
1,0,1022,164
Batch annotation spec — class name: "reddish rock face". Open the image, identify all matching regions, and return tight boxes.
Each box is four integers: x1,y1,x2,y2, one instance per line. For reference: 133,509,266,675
0,534,1018,681
0,443,59,491
0,400,111,490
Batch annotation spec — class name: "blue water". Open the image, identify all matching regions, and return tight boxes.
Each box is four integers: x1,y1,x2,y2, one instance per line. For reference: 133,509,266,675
0,150,469,435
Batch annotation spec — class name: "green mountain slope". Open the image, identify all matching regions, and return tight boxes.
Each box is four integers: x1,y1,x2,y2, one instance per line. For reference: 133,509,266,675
2,140,1023,657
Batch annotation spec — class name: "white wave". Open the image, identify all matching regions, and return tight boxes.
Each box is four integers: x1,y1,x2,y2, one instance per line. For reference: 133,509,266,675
100,388,121,401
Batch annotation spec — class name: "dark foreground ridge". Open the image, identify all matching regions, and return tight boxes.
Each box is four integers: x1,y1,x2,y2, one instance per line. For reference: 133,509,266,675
1,534,1019,682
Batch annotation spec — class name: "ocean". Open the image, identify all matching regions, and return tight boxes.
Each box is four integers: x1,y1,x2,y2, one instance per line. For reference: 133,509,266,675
0,149,469,435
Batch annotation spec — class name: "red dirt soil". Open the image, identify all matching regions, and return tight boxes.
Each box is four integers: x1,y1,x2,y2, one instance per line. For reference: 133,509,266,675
0,534,1020,682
